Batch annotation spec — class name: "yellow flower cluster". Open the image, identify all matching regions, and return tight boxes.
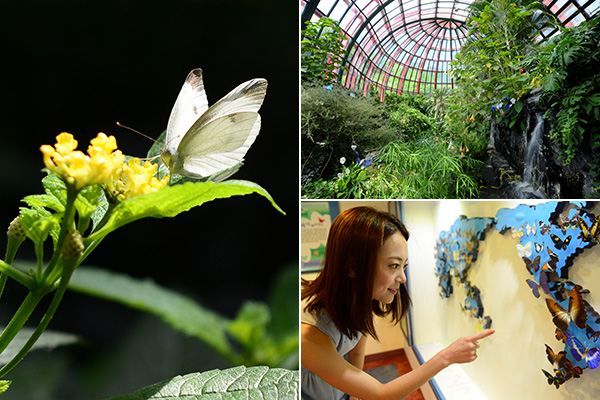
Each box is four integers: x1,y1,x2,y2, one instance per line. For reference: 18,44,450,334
41,132,169,199
41,132,125,189
108,158,169,200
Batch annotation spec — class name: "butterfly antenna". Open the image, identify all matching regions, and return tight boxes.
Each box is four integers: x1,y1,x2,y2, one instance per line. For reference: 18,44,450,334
116,122,156,143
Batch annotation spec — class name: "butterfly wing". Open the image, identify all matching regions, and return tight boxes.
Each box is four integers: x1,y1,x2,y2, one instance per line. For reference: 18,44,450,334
527,279,540,298
176,112,261,178
569,286,587,330
546,298,570,332
523,255,541,274
539,221,551,235
190,78,267,128
539,272,550,294
173,78,267,177
565,332,584,361
586,348,600,369
517,242,532,258
165,69,209,154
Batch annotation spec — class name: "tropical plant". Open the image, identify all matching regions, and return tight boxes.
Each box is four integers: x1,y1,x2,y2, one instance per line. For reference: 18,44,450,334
301,17,348,86
301,85,397,183
302,138,482,199
536,16,600,167
446,0,559,156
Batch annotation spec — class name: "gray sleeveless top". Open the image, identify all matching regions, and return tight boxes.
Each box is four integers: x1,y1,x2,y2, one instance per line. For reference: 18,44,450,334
301,308,362,400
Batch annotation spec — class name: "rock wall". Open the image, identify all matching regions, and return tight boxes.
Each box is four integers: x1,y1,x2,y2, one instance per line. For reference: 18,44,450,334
486,89,596,199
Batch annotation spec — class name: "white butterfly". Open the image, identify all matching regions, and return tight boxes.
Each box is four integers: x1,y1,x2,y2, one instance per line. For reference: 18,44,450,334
517,241,532,258
526,222,536,236
160,68,268,179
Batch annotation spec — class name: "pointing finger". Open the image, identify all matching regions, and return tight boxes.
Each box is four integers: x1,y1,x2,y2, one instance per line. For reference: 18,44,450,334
467,329,495,341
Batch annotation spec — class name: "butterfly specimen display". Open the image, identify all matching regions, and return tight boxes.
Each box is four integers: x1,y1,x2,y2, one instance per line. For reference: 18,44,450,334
434,216,495,330
434,202,600,389
431,202,600,390
495,201,600,388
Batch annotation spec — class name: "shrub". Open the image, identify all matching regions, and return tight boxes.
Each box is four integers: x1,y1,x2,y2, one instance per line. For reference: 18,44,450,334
301,85,398,183
388,102,433,138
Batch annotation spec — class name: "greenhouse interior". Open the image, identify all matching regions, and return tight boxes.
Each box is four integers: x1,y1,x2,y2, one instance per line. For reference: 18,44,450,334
300,0,600,199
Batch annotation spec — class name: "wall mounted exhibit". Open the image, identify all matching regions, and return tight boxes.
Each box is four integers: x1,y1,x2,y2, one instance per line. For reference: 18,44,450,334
433,200,600,389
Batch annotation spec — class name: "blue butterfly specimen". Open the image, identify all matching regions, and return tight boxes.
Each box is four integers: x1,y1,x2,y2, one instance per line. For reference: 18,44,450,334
564,332,600,370
526,273,549,298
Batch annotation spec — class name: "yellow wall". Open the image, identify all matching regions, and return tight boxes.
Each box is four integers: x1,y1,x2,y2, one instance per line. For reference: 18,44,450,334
403,200,600,400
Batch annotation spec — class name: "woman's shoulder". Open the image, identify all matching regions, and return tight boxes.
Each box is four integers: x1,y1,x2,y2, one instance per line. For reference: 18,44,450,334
301,305,327,326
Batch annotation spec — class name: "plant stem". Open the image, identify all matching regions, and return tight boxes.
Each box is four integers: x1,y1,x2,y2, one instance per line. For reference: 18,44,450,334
0,260,76,378
0,260,34,290
0,290,46,357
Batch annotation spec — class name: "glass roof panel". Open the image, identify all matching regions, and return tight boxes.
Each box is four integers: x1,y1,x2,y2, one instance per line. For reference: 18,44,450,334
301,0,599,97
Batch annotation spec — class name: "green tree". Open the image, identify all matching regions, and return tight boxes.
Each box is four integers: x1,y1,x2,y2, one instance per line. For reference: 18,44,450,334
301,17,348,85
446,0,558,156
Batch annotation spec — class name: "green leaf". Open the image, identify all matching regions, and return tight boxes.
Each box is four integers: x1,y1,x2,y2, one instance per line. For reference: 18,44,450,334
22,174,67,213
88,180,284,241
0,326,81,366
514,101,523,113
107,366,299,400
147,131,165,159
18,207,61,248
228,302,270,349
68,266,233,358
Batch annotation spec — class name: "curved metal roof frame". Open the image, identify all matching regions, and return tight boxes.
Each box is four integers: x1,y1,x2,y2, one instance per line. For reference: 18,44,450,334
301,0,600,98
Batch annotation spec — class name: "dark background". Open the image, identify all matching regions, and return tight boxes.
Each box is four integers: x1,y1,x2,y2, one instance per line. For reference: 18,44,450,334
0,0,297,398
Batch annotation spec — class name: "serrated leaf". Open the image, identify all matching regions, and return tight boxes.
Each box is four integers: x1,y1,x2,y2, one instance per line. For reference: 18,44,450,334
0,326,81,366
21,193,64,213
107,366,299,400
76,184,104,219
88,180,284,241
41,173,68,208
90,190,109,233
18,207,61,247
68,266,232,357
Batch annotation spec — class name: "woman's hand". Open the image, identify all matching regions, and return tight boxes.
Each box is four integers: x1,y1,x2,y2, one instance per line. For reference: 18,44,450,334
442,329,495,365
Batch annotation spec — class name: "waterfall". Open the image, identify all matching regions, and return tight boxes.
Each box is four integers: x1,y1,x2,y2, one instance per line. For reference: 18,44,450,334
523,114,544,185
506,114,547,199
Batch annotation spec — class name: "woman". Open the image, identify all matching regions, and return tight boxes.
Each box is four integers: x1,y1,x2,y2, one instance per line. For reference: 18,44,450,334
301,206,494,400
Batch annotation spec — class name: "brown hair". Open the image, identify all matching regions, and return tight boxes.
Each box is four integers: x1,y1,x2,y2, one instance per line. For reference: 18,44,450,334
302,206,411,340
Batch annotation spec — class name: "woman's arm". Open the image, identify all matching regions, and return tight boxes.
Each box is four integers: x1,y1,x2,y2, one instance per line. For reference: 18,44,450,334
301,323,495,400
347,334,367,370
346,335,367,400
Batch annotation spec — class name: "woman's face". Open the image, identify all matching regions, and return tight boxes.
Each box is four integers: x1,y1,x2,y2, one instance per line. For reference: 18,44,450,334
372,231,408,304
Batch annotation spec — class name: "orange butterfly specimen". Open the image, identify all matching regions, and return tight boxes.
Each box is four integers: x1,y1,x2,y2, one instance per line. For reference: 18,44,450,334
512,224,525,239
542,247,559,273
545,286,587,332
545,344,567,369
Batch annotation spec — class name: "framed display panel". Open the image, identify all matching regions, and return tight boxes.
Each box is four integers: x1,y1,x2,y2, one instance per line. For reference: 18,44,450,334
402,200,600,400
